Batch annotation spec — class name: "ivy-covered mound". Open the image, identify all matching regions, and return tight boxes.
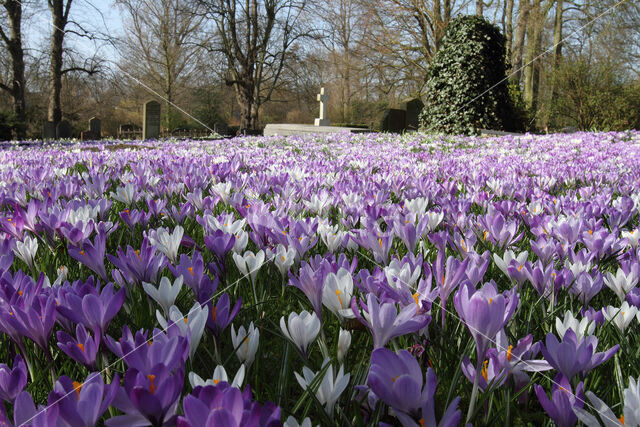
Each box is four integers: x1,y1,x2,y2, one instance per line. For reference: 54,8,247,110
420,15,524,135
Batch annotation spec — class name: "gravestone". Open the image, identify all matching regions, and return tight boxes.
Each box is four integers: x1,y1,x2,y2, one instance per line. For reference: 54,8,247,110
314,87,330,126
380,109,406,133
404,98,424,131
43,121,56,140
56,120,72,139
89,117,101,138
143,100,161,139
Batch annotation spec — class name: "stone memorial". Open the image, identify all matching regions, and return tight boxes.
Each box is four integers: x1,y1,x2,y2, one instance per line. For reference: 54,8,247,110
143,100,161,139
314,87,330,126
89,117,101,138
404,98,424,131
56,120,72,139
43,121,56,140
380,109,406,133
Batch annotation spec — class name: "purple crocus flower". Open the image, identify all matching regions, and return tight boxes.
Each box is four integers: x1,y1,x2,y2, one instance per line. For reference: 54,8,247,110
107,238,166,286
206,293,242,337
169,251,217,301
119,208,151,230
57,324,100,370
288,260,329,321
56,282,125,342
352,293,431,349
68,229,108,281
367,348,461,426
433,251,469,327
178,382,281,427
107,364,184,426
540,329,618,381
9,294,57,351
535,375,585,427
204,230,235,264
1,390,59,427
454,281,518,362
0,354,27,403
50,372,119,427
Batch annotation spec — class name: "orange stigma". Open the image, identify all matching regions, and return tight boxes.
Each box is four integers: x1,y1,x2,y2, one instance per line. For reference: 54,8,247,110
147,374,156,395
73,381,83,399
77,343,85,352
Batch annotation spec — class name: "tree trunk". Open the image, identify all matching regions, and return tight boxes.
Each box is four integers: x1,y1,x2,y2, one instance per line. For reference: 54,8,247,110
1,0,26,138
433,0,443,51
47,0,69,125
523,0,541,109
549,0,563,104
505,0,514,60
476,0,483,16
511,0,530,84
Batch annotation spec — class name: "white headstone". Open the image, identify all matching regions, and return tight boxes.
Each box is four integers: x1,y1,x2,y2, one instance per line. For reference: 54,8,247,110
314,87,330,126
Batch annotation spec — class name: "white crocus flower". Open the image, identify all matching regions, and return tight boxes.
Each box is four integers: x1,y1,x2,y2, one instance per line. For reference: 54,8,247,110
280,310,321,357
284,416,312,427
156,302,208,360
322,268,354,319
404,197,428,215
206,213,246,235
425,211,444,232
295,360,350,415
623,229,640,249
231,322,260,368
322,229,345,253
605,268,638,301
232,230,249,254
555,310,596,342
110,183,138,205
274,244,296,276
603,302,638,333
565,259,593,278
52,265,68,287
304,193,331,215
384,260,421,290
232,250,265,284
212,182,233,204
13,236,38,271
148,225,183,263
493,250,529,277
337,328,351,364
625,377,640,426
143,276,183,316
188,364,245,389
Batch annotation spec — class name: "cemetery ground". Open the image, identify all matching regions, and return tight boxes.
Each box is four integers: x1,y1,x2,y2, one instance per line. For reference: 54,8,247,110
2,130,640,426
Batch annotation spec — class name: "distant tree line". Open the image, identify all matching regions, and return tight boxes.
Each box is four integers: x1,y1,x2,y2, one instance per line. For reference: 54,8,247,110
0,0,639,138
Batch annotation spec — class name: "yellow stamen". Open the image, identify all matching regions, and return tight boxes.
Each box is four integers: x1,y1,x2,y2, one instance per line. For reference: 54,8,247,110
518,264,523,272
213,379,220,385
488,298,493,305
483,231,488,241
135,250,141,260
147,374,156,395
507,345,513,362
378,238,383,247
188,267,194,276
419,419,425,427
280,255,285,262
211,307,217,322
620,414,625,425
336,289,343,308
18,290,22,296
481,360,488,381
391,375,399,383
72,381,83,399
589,229,593,235
184,317,188,324
80,250,85,256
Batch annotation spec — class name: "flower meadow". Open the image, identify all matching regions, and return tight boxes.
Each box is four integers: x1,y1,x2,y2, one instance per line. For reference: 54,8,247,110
2,131,640,426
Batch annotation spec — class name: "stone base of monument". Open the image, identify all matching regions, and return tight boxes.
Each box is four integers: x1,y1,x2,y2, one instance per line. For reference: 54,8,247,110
263,124,369,136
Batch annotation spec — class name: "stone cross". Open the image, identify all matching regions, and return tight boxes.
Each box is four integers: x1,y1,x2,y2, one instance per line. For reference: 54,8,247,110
314,87,330,126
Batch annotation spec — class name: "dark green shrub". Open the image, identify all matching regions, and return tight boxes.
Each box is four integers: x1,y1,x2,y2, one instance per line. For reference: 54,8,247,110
0,110,15,141
419,15,524,135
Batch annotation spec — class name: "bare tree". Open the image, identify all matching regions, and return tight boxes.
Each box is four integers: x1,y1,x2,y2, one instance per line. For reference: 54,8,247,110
0,0,26,138
117,0,205,129
195,0,311,131
47,0,100,126
476,0,483,16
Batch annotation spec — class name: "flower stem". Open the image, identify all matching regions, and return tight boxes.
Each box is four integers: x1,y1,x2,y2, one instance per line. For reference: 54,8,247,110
466,358,482,424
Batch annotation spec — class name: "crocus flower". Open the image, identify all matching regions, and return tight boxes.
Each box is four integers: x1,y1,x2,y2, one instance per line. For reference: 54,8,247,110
231,322,260,368
280,310,321,357
493,250,528,277
295,360,350,415
274,244,296,276
110,183,139,205
0,354,27,403
57,324,100,370
189,364,245,389
535,375,585,427
68,229,108,281
454,281,518,362
289,260,328,321
156,302,208,361
322,267,354,319
204,229,235,262
206,293,242,337
367,348,461,426
603,301,638,333
143,276,183,317
353,293,431,349
12,235,38,271
9,294,57,351
50,372,119,427
107,238,166,286
573,389,626,427
169,252,216,300
337,328,351,364
605,267,638,301
148,225,184,263
433,251,469,326
4,390,59,427
232,250,265,285
540,329,619,381
555,310,596,342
